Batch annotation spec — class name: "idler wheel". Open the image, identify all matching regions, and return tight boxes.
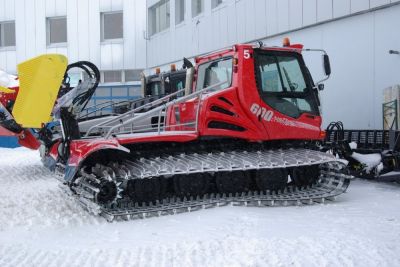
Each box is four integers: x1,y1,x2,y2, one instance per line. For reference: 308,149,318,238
255,168,288,192
126,178,166,204
96,180,118,205
291,165,320,187
215,171,251,194
173,173,210,197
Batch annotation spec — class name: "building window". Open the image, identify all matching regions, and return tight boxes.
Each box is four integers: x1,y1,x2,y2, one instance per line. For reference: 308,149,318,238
125,70,143,82
192,0,203,17
46,17,67,45
101,12,123,41
102,70,144,83
149,0,170,36
0,21,16,47
102,70,122,83
175,0,185,24
212,0,223,9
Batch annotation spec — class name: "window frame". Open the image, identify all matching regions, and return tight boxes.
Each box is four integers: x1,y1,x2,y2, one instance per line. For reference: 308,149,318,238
46,16,68,46
101,70,143,84
124,69,143,82
102,70,123,84
148,0,171,36
211,0,223,9
175,0,185,25
191,0,204,18
101,11,124,42
195,56,234,92
0,21,16,48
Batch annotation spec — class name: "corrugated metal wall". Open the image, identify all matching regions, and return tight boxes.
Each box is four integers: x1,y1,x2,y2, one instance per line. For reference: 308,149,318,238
146,0,400,68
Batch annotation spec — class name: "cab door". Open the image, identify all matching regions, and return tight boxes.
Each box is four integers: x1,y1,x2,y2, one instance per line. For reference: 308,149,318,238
252,49,322,140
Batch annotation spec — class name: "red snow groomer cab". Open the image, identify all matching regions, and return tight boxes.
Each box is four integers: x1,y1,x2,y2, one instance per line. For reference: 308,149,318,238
1,40,351,221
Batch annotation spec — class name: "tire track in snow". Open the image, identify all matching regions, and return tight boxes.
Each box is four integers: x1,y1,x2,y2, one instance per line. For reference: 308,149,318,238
0,150,104,230
0,236,399,267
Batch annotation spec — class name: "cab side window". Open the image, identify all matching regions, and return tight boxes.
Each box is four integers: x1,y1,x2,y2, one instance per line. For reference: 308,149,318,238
196,58,233,91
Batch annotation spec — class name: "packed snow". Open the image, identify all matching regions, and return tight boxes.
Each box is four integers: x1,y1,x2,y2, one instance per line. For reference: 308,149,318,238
347,141,382,174
0,148,400,267
351,152,382,173
349,142,358,150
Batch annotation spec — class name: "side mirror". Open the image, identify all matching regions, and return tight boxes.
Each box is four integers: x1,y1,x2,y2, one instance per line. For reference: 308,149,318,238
185,67,194,96
323,54,331,76
318,84,324,91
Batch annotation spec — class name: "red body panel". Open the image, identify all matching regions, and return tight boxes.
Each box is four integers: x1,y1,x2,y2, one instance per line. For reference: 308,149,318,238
0,126,40,149
0,87,19,137
68,139,129,167
197,88,266,141
49,140,60,160
0,87,18,109
18,130,40,150
117,132,198,145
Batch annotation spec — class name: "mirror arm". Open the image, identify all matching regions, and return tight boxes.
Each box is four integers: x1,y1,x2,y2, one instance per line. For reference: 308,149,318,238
301,48,331,85
314,74,330,85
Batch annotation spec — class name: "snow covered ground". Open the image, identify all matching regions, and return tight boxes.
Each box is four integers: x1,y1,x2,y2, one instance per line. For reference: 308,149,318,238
0,148,400,267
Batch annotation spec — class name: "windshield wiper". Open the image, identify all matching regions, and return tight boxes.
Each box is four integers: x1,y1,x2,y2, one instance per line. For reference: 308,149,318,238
282,67,298,106
282,67,295,92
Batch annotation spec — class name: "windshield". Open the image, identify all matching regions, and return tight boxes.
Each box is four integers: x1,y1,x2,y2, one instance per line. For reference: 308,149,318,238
147,81,164,96
254,50,319,118
171,76,185,97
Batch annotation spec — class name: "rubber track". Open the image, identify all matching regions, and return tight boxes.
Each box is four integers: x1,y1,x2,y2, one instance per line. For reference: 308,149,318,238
71,148,352,222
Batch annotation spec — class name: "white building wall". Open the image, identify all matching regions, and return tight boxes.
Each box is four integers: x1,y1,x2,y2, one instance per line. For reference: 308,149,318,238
146,0,400,129
0,0,147,73
146,0,400,67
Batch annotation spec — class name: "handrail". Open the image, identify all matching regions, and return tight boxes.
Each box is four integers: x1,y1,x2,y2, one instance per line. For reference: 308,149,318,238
79,100,121,119
103,81,226,139
80,96,149,119
84,89,185,137
84,100,114,111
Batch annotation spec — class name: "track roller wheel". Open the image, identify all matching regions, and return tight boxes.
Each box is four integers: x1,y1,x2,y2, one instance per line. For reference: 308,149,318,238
216,171,251,194
126,178,166,204
173,173,210,198
75,166,119,205
96,179,118,204
255,169,288,192
290,165,320,187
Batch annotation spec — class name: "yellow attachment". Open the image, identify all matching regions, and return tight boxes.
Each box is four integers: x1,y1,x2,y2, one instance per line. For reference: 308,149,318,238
12,54,68,128
0,86,15,94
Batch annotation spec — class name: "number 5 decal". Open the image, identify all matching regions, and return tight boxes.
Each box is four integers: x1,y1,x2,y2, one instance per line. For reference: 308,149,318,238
244,50,251,59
